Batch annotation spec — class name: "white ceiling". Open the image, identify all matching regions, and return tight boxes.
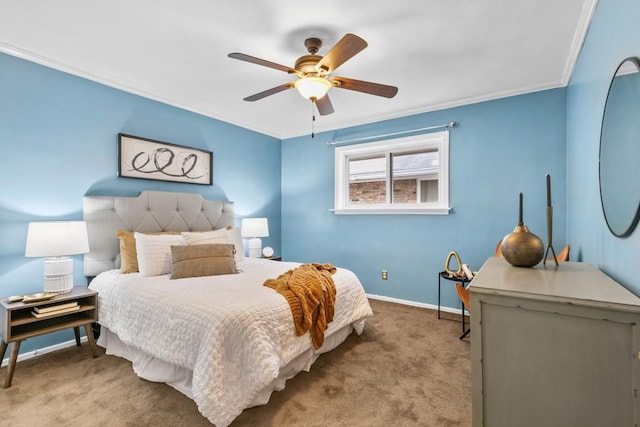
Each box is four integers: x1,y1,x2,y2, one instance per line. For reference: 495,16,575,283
0,0,597,139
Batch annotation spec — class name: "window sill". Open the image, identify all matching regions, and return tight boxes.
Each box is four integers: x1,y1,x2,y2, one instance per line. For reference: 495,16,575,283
332,206,451,215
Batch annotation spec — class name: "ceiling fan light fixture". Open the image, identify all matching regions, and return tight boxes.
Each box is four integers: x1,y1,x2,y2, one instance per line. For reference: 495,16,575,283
295,76,331,100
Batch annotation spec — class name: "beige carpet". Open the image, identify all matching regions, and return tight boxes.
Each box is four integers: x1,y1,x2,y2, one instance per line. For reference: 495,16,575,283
0,299,471,426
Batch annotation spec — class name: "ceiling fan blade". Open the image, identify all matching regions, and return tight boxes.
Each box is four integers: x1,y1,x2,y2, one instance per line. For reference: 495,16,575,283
228,52,297,74
243,83,294,102
332,76,398,98
315,95,334,116
315,33,368,74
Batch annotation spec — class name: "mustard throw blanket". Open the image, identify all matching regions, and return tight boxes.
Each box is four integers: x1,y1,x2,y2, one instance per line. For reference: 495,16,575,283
264,263,337,349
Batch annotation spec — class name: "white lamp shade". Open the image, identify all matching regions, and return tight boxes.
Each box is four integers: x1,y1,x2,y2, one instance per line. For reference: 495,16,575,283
25,221,90,257
241,218,269,238
295,76,331,100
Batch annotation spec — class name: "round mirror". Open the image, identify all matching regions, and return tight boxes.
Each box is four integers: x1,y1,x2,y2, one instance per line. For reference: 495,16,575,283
599,57,640,237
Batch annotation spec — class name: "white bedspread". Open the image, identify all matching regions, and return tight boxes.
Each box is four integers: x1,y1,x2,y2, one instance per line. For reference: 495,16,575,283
89,258,372,426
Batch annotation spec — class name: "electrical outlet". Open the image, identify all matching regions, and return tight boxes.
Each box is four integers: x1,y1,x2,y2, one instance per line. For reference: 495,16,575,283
382,270,388,280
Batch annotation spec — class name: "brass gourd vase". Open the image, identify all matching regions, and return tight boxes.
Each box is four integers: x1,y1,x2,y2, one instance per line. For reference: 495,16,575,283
501,192,544,268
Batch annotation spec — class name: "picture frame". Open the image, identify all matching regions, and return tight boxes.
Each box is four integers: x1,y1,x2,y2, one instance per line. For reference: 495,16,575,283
118,133,212,185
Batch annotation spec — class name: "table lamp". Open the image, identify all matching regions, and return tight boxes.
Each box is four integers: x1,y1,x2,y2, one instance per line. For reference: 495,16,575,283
241,218,269,258
25,221,90,293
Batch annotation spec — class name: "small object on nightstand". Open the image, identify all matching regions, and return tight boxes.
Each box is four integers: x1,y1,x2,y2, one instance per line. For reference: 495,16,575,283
6,295,23,303
262,246,274,257
31,301,80,318
22,292,56,303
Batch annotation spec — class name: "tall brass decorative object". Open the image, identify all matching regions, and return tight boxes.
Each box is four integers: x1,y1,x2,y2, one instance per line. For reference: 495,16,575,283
501,192,544,267
543,174,558,266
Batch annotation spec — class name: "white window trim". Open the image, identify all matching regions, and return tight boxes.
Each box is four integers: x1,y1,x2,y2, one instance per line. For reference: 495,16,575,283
334,131,450,215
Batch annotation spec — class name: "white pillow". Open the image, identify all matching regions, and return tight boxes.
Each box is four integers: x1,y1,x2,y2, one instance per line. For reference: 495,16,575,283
182,228,229,245
226,227,244,262
135,232,186,277
182,228,244,263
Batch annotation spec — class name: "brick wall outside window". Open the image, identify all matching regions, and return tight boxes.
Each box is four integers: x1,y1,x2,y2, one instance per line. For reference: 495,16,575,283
349,179,417,204
392,179,417,203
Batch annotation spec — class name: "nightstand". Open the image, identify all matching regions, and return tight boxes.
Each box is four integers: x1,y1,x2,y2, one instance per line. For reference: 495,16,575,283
0,287,99,388
263,256,282,261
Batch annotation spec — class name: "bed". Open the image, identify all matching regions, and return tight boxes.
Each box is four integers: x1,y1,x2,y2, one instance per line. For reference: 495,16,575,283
83,191,372,427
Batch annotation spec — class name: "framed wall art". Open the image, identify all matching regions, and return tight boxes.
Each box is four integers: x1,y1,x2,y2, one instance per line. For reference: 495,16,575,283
118,133,212,185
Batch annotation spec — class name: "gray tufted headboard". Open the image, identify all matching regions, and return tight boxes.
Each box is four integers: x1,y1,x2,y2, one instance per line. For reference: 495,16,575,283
83,191,234,277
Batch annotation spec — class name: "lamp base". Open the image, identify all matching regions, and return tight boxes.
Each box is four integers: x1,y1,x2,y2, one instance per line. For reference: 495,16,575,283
43,257,74,293
248,237,262,258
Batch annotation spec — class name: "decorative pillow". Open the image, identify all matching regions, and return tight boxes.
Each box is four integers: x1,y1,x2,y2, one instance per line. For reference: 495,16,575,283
116,230,140,273
170,243,238,279
134,232,186,277
116,230,181,273
182,228,244,263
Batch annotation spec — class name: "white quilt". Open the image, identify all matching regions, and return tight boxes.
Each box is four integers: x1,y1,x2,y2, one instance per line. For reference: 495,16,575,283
89,258,372,426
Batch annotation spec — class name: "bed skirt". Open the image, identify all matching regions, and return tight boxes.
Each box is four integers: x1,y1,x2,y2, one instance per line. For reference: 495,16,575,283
97,323,356,408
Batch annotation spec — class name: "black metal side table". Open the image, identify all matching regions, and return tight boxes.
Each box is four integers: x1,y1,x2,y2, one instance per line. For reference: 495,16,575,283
438,271,472,335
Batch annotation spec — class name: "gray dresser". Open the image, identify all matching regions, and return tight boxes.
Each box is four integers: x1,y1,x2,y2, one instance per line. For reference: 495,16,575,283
469,257,640,426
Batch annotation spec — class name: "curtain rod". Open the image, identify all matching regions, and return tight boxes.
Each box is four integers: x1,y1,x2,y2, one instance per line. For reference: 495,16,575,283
325,121,456,146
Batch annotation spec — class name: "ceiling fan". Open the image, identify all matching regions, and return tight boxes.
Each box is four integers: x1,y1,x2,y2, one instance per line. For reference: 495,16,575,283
228,33,398,116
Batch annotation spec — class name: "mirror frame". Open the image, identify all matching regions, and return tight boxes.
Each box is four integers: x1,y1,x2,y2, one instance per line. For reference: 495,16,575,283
599,56,640,238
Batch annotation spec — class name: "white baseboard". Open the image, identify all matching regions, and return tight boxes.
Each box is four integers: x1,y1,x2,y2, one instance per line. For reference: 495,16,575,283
366,293,468,316
2,295,460,367
1,336,87,368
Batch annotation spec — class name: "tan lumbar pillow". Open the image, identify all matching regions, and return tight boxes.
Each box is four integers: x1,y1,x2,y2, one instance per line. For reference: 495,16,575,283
170,243,238,279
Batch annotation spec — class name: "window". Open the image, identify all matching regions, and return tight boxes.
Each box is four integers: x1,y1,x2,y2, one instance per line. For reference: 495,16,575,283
334,131,450,214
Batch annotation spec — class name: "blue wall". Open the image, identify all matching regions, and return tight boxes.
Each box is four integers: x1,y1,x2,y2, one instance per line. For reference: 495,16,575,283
566,0,640,293
282,88,567,309
10,0,632,355
0,52,282,353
